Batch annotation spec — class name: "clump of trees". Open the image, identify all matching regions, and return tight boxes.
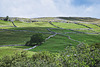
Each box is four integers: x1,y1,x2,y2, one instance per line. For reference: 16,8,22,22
0,43,100,67
25,33,45,46
4,16,9,21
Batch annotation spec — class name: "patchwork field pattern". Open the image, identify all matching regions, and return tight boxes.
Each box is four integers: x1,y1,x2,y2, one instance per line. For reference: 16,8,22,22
0,18,100,53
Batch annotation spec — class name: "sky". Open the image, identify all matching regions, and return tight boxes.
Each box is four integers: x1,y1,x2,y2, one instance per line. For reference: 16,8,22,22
0,0,100,18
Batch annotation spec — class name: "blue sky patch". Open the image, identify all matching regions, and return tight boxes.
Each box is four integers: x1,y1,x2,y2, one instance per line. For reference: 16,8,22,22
72,0,93,6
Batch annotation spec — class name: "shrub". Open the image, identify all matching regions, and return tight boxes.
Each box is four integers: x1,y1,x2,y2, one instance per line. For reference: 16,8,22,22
60,43,100,67
25,33,45,46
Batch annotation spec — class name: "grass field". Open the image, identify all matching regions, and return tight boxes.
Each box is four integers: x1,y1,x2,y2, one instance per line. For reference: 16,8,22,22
0,47,35,58
14,21,54,27
0,20,12,25
50,29,74,34
0,19,100,54
52,22,87,29
29,35,78,52
0,30,51,45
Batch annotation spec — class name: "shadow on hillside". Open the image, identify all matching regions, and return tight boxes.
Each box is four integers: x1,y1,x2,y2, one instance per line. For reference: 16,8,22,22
0,27,52,45
9,27,53,32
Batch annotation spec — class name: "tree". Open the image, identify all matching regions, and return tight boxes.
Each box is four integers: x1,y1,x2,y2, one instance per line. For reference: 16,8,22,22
4,16,9,21
25,33,45,46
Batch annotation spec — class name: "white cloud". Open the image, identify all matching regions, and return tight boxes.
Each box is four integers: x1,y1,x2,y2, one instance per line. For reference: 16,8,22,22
0,0,62,18
54,0,100,18
0,0,100,18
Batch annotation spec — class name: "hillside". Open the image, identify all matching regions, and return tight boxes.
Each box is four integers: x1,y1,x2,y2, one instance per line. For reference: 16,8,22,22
0,17,100,66
0,17,100,52
58,17,100,22
0,17,100,23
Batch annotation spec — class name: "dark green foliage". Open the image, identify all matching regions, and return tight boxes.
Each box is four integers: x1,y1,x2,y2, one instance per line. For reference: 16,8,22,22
91,43,100,49
60,44,100,67
4,16,9,21
0,51,28,67
0,44,100,67
0,51,61,67
25,33,45,46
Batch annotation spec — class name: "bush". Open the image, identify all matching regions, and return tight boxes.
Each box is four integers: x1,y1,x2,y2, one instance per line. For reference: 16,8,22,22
60,43,100,67
25,33,45,46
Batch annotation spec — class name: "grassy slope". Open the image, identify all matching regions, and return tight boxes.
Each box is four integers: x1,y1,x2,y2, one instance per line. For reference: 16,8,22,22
0,21,52,45
0,30,50,45
52,22,87,29
0,19,100,53
82,23,100,32
50,22,100,44
66,33,100,44
0,20,12,26
0,47,35,58
0,47,18,58
29,35,78,52
14,22,54,27
50,29,74,34
58,17,100,22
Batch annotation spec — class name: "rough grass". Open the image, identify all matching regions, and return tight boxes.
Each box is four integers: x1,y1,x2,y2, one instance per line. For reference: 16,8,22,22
14,21,54,28
52,22,87,29
0,47,35,58
0,20,100,53
0,47,18,58
0,30,50,45
76,30,95,33
8,46,32,49
10,27,50,32
81,23,100,29
80,23,100,32
0,20,12,26
66,33,100,44
29,35,78,52
50,29,75,34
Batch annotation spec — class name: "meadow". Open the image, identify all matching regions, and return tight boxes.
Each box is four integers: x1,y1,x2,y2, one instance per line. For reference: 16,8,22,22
0,17,100,54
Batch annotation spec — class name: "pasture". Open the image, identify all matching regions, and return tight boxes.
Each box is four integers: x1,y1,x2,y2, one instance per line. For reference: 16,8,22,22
0,17,100,54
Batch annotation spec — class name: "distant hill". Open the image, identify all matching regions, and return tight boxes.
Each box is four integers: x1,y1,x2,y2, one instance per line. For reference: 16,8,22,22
0,17,100,22
58,17,100,22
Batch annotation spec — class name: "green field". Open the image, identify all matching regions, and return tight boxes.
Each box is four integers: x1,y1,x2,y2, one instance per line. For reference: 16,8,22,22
0,47,35,59
52,22,87,29
29,35,78,52
0,18,100,56
0,30,51,45
0,17,100,67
